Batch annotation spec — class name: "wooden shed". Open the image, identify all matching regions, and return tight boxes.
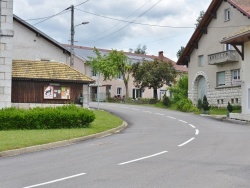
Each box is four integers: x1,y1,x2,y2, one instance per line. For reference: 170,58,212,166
12,60,94,105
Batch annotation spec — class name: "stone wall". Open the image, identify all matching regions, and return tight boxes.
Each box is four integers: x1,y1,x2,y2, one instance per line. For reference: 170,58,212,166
189,70,241,107
0,0,13,109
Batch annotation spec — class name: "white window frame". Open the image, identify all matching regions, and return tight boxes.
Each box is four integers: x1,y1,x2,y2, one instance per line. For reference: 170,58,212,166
231,69,240,80
117,87,122,97
198,55,204,67
91,67,97,77
116,72,123,80
217,71,225,87
224,8,230,21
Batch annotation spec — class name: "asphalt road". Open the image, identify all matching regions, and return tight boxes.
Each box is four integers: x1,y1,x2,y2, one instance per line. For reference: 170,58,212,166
1,102,250,188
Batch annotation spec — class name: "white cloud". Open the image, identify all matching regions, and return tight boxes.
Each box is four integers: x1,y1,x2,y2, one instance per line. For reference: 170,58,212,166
13,0,212,61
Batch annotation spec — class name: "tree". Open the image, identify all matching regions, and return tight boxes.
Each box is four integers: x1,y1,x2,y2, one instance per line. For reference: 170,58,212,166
132,59,176,100
169,75,188,102
195,10,205,28
176,46,185,59
86,48,132,98
129,44,147,55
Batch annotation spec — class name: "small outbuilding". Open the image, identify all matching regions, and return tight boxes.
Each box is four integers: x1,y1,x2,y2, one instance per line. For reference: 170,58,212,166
12,60,94,108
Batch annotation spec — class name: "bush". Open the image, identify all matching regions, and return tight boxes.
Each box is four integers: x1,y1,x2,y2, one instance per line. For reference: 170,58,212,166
197,98,202,109
202,95,210,111
176,98,198,112
162,95,171,107
227,102,233,112
0,105,95,130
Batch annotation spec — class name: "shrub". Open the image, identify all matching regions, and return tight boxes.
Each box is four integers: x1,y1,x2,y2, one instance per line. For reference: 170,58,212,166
202,95,210,111
176,98,198,112
197,98,202,109
227,102,233,112
162,94,171,107
0,105,95,130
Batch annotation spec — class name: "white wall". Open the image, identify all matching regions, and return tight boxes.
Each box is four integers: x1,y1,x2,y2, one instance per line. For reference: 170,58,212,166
188,1,249,107
13,20,70,64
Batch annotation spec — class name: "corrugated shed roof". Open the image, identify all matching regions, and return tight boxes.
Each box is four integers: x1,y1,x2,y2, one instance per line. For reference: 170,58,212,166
12,60,94,83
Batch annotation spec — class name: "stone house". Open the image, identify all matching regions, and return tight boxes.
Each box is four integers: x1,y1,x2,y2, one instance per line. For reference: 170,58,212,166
177,0,250,114
65,45,188,101
8,13,187,104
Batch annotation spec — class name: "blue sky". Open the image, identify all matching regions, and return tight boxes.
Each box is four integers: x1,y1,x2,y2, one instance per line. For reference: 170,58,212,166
13,0,212,61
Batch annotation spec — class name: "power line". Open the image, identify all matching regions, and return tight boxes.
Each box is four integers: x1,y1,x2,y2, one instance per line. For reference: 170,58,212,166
75,0,152,40
27,0,90,24
75,8,194,29
85,0,165,44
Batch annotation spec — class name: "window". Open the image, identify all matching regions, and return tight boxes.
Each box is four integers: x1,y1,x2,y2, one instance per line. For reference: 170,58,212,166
217,71,225,86
116,72,122,79
231,69,240,80
224,8,230,21
132,88,142,99
117,87,122,97
91,67,97,77
198,55,204,67
224,44,233,51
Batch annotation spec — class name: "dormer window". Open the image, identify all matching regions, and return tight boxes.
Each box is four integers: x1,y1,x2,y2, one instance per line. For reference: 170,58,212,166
224,8,230,21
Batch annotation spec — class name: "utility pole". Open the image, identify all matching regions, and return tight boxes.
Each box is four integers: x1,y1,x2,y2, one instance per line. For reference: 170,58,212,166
70,5,74,67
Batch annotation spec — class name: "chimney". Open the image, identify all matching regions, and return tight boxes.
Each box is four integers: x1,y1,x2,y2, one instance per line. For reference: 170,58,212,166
158,51,164,59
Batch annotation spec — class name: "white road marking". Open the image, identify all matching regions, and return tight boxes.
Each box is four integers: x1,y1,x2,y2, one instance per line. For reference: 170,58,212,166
131,108,139,111
178,137,195,147
22,173,86,188
188,124,196,129
167,116,176,119
178,119,187,123
155,113,164,116
195,129,199,135
118,151,168,165
143,110,152,113
121,106,129,109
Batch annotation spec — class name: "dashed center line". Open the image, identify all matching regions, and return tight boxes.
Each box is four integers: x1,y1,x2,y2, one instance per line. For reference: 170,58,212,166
195,129,199,135
188,124,196,129
22,173,86,188
143,111,152,113
178,137,195,147
178,119,187,123
155,113,164,116
131,108,139,111
118,151,168,165
167,116,176,119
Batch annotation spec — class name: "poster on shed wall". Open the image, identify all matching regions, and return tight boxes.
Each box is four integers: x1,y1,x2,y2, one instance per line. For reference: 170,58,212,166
44,86,71,99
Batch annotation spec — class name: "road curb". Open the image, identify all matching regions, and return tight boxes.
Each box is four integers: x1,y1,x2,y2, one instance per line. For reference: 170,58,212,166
0,121,128,158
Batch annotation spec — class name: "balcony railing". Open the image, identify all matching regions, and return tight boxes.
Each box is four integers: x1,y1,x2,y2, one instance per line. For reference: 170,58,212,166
208,50,239,65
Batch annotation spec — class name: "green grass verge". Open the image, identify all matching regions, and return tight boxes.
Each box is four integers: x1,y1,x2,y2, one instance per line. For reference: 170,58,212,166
0,110,123,152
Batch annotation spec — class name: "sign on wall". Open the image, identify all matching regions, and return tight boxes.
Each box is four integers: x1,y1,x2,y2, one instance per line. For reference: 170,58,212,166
44,86,71,99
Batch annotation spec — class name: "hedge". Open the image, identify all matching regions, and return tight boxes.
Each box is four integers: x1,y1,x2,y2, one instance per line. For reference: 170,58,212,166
0,105,95,130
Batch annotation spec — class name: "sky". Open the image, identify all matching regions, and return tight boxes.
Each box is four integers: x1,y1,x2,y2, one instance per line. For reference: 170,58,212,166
13,0,212,62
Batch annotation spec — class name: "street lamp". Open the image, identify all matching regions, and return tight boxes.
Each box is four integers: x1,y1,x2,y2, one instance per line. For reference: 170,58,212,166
70,21,89,67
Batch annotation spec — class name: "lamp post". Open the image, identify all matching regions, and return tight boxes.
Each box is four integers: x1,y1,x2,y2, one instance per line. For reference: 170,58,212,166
70,20,89,67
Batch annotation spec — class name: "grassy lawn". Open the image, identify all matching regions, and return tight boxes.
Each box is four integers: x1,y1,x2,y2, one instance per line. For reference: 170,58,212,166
0,110,123,152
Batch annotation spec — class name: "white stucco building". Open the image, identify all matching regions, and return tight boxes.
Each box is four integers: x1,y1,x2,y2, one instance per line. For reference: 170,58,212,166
178,0,250,115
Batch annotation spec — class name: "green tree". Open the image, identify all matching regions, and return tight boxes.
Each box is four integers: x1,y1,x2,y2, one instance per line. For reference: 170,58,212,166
86,48,132,98
169,75,188,102
129,44,147,55
195,10,205,28
132,59,176,100
176,46,185,59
